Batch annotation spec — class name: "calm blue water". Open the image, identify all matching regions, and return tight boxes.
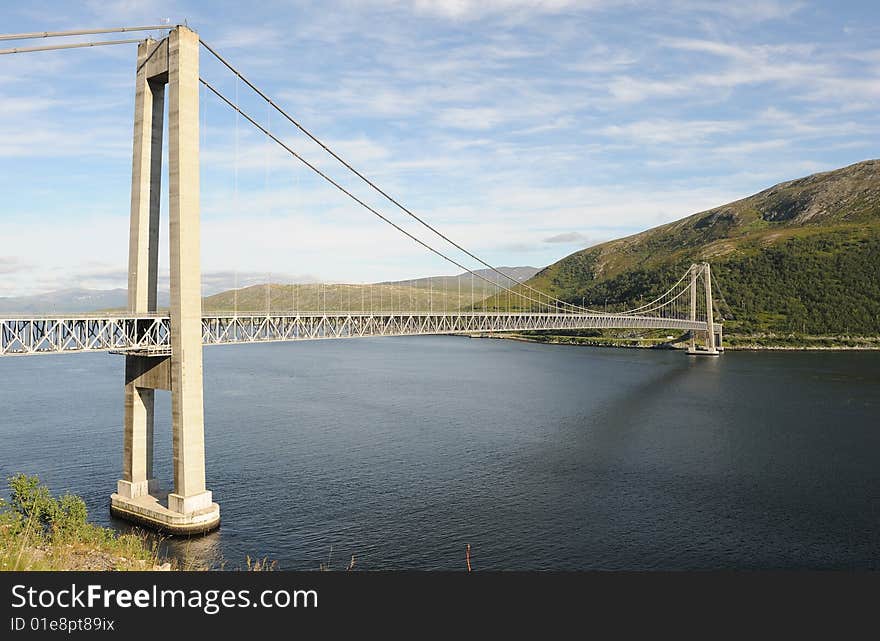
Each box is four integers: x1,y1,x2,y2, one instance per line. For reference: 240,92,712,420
1,337,878,569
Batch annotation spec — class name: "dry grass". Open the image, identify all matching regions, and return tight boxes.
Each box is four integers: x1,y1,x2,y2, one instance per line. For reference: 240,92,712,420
0,524,165,571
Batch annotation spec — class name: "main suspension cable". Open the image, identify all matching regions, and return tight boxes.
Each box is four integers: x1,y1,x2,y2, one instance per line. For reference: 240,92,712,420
0,38,143,55
0,25,699,319
619,265,694,316
204,74,698,318
198,37,594,314
0,25,172,41
200,76,556,312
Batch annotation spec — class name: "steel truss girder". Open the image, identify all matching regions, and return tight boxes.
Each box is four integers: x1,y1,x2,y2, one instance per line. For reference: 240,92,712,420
0,316,168,356
1,313,713,356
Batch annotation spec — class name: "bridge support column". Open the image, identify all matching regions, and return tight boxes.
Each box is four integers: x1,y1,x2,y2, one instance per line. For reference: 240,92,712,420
688,263,697,353
118,381,157,499
111,26,219,535
687,263,720,356
166,25,215,522
703,263,718,354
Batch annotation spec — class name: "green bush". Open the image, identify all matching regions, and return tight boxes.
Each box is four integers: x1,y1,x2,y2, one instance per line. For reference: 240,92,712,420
7,474,99,542
1,474,158,570
54,493,89,539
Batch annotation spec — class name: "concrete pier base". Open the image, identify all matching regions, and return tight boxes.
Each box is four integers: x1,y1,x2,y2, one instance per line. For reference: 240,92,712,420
687,346,720,356
116,478,160,499
110,490,219,536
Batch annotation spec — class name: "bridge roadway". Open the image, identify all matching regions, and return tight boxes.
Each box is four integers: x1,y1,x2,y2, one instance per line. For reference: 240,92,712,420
0,311,713,356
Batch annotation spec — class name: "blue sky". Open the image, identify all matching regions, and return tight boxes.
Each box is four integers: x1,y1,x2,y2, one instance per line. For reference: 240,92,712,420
1,0,878,296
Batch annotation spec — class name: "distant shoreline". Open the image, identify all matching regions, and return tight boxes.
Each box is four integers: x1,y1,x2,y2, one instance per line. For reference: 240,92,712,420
715,345,880,351
463,333,880,351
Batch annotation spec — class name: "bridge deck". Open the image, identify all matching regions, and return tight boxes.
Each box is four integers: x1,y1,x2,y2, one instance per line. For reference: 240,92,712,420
0,312,713,356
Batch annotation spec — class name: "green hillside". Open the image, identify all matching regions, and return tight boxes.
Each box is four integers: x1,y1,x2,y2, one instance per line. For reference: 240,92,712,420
204,282,476,313
510,160,880,339
202,267,538,313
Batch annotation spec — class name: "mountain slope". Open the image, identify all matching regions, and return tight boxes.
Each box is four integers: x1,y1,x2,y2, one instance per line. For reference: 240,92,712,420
0,289,131,314
380,266,539,289
202,267,538,313
519,160,880,336
2,268,538,316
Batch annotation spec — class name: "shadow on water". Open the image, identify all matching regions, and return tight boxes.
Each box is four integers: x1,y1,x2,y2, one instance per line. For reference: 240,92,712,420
158,530,225,569
590,355,710,430
537,351,720,459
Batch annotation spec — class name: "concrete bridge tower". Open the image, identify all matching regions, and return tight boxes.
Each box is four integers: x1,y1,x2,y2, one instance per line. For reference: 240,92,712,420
110,25,220,534
687,262,721,356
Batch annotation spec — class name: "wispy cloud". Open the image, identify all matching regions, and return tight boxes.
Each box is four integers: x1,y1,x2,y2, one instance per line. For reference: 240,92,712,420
82,0,183,25
543,232,593,244
599,119,745,145
0,257,31,275
601,36,862,107
673,0,805,23
377,0,605,21
213,26,284,50
0,122,131,158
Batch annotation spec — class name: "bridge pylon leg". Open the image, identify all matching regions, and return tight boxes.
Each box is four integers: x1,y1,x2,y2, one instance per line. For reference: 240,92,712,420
687,263,720,356
703,263,718,354
110,26,219,535
688,263,697,353
118,382,156,499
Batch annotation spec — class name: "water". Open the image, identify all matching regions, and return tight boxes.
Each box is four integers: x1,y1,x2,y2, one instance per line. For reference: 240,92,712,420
1,337,878,570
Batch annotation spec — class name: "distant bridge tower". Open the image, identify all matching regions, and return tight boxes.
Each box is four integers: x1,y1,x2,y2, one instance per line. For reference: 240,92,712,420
688,262,721,356
110,25,220,534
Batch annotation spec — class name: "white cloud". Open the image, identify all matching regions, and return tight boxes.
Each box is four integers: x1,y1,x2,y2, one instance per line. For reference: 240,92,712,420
676,0,805,22
0,257,31,275
712,139,789,156
662,38,755,61
544,231,593,244
82,0,185,25
384,0,599,20
599,119,744,145
435,107,506,130
0,122,130,158
606,38,863,105
213,26,284,50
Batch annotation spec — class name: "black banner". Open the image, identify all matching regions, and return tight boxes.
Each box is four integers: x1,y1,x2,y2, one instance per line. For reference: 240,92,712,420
1,571,876,635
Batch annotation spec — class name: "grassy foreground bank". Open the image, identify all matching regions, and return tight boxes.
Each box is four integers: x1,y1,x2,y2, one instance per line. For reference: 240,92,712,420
0,474,165,571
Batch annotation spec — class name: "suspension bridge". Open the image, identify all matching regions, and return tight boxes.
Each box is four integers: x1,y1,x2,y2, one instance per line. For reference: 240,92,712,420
0,25,721,534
